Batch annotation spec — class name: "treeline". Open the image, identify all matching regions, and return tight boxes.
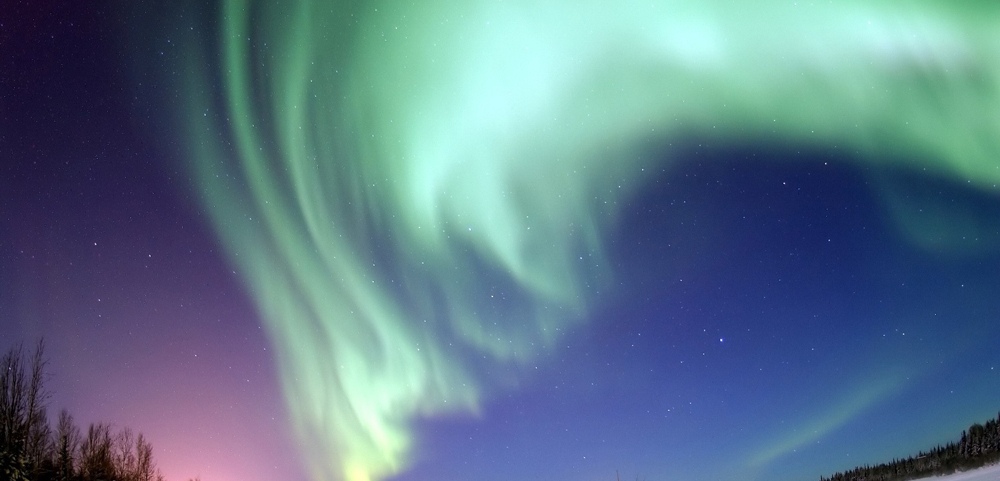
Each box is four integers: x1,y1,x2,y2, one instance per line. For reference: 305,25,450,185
1,341,192,481
820,411,1000,481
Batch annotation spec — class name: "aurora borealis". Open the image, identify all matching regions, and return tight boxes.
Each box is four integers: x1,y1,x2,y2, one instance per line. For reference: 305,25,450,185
2,1,1000,481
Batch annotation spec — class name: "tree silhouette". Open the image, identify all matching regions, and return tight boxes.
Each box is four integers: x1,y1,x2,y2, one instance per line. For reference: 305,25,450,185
1,342,168,481
79,422,115,481
1,341,48,481
820,412,1000,481
54,410,80,481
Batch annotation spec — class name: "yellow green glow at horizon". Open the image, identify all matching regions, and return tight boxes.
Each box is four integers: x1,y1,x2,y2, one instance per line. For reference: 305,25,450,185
176,1,1000,480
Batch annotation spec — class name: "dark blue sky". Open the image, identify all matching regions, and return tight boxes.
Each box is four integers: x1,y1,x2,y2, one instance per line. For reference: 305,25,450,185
386,147,1000,481
3,3,1000,481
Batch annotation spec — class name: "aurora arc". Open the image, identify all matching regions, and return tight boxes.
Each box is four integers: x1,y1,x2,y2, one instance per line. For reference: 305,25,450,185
172,1,1000,480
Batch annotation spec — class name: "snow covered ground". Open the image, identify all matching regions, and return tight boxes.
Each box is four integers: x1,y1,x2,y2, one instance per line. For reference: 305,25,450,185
916,464,1000,481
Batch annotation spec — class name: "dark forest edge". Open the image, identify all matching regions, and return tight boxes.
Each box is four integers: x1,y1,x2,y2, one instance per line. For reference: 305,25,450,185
1,341,202,481
819,411,1000,481
8,339,999,481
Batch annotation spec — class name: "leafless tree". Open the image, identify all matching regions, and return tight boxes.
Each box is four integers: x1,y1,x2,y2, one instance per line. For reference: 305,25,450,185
25,341,52,479
1,341,49,481
135,432,162,481
54,409,80,481
115,426,138,480
2,341,170,481
79,422,115,481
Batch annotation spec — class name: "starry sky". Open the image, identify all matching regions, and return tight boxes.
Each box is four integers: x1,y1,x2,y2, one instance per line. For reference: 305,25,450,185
2,2,1000,481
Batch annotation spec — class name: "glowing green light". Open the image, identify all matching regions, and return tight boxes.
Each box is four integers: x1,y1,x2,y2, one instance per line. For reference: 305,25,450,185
174,1,1000,479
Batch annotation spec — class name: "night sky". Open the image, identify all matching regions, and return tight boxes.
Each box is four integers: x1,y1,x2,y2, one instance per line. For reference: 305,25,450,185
2,2,1000,481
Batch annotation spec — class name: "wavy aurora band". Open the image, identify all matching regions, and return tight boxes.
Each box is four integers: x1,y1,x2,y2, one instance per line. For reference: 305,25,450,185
170,1,1000,480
